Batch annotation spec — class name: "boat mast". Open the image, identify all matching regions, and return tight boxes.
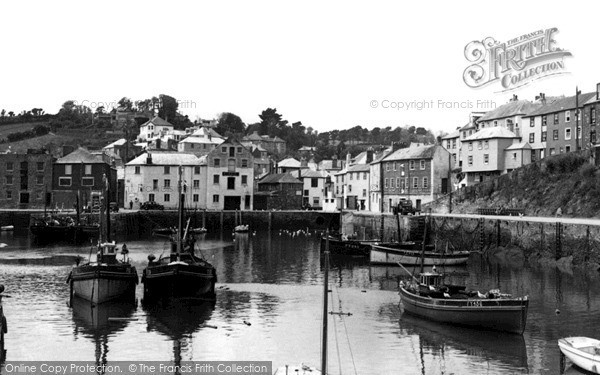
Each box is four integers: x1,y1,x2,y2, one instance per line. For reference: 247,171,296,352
322,234,329,375
105,173,111,243
177,165,183,255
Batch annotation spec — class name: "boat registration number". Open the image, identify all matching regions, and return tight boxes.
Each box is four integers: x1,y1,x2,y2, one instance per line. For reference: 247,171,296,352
467,300,483,307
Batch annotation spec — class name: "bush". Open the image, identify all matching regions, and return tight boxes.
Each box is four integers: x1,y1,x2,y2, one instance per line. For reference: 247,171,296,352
545,153,586,174
579,163,596,179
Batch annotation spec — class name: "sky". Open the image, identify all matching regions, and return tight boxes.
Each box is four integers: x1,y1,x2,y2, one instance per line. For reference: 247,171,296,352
1,0,597,135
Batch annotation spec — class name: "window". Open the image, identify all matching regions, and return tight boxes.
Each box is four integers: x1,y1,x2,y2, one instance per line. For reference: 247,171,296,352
566,145,571,153
531,150,536,162
553,130,559,140
36,175,43,185
554,113,559,124
241,159,248,168
420,160,425,170
65,165,72,175
577,126,582,139
468,156,473,166
393,162,397,171
36,191,43,200
213,195,219,203
384,178,388,188
237,147,242,154
592,107,596,124
164,194,170,202
529,133,535,143
242,175,248,185
542,116,547,126
542,131,547,142
214,158,221,167
227,159,236,172
452,154,457,164
484,154,489,164
477,141,482,150
84,165,92,175
565,128,572,140
193,180,200,189
484,141,489,149
6,191,12,200
592,129,597,144
194,166,200,174
423,177,428,189
193,194,199,202
59,177,72,186
311,178,318,187
82,177,94,186
362,189,366,197
494,120,498,126
135,166,140,174
386,163,390,171
221,147,227,153
530,118,534,127
468,142,473,151
349,173,353,180
164,166,170,174
229,147,235,157
6,162,13,172
164,179,171,189
37,162,44,171
303,189,309,196
550,148,556,155
412,177,418,189
396,177,399,188
512,152,517,160
566,111,571,122
213,175,219,184
409,160,415,170
363,172,367,180
227,177,235,189
6,176,13,185
245,195,250,209
452,139,456,149
149,193,155,202
313,197,320,206
390,179,394,188
152,179,158,190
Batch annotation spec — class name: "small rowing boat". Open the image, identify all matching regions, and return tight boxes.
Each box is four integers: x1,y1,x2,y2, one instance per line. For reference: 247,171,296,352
558,337,600,374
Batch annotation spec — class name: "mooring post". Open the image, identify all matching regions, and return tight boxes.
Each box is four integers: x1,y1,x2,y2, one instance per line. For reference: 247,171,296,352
586,226,591,262
496,219,501,248
479,218,485,252
220,210,224,231
380,213,384,241
268,211,272,232
202,209,206,228
555,222,562,260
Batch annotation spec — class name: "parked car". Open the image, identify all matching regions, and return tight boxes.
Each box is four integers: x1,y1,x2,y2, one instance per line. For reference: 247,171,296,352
109,202,119,213
394,198,420,215
140,201,165,210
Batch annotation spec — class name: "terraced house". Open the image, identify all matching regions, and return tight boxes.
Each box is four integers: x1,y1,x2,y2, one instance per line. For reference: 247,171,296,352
0,150,53,209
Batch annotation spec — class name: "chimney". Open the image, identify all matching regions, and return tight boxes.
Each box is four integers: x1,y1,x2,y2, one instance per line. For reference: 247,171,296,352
146,153,152,164
332,155,338,169
511,94,518,102
597,83,600,101
366,147,374,163
345,152,351,167
300,157,308,167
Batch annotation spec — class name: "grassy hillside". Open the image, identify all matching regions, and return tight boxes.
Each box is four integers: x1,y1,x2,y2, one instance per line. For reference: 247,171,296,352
451,152,600,218
0,121,48,139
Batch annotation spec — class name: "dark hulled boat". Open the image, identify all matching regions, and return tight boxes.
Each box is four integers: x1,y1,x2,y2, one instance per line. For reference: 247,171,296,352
319,233,378,256
399,271,529,334
67,177,138,304
142,167,217,302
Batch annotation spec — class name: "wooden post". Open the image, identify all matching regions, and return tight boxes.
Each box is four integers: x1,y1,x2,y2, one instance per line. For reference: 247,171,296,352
268,211,272,232
479,218,485,251
555,222,562,260
496,220,501,248
202,209,206,229
586,226,591,262
380,213,384,241
220,210,224,231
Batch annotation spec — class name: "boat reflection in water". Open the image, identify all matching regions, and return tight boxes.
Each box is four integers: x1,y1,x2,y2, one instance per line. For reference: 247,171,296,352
399,313,528,373
70,296,136,363
144,299,216,364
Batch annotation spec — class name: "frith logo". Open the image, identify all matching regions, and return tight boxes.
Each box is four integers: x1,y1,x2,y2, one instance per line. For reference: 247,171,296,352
463,28,572,91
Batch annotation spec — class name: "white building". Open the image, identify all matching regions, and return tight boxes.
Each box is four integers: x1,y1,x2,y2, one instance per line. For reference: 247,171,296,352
178,127,224,155
137,116,174,142
299,169,329,209
124,152,202,209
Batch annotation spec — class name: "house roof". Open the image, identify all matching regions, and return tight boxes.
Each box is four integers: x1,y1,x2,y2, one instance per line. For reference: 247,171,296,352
103,138,127,148
441,130,460,139
244,131,264,141
318,159,343,170
278,158,301,168
477,100,541,121
463,127,519,141
141,116,173,128
56,148,106,164
300,169,328,178
383,144,439,161
190,127,224,139
126,152,200,166
347,164,370,172
180,136,223,145
505,142,532,150
523,92,596,117
298,146,317,151
258,173,302,184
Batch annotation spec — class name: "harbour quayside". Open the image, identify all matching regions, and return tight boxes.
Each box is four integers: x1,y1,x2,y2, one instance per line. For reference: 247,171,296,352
399,269,529,334
67,176,138,304
141,166,217,302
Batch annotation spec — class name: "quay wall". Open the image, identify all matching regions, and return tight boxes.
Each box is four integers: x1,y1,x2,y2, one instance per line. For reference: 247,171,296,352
0,210,341,238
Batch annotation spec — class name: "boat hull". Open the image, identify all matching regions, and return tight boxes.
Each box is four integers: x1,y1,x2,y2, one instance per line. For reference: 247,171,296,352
70,265,138,304
400,286,528,334
371,243,470,265
558,337,600,374
320,236,375,256
143,262,217,301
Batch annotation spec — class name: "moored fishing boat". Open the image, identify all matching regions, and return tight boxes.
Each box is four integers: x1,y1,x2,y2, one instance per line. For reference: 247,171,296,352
319,233,377,256
370,242,470,265
67,176,138,304
142,167,217,302
558,337,600,374
399,270,528,334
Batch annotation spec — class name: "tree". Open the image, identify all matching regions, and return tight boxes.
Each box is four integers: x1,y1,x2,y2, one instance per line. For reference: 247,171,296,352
118,97,133,111
216,112,246,135
8,111,14,117
96,106,105,115
157,94,178,124
416,127,427,135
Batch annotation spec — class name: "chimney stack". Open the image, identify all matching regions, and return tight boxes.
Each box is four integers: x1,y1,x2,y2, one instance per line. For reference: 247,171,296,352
146,153,152,164
345,152,351,167
366,147,374,163
332,155,338,169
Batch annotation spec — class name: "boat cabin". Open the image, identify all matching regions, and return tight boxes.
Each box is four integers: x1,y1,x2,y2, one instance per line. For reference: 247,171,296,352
419,272,443,287
98,242,118,264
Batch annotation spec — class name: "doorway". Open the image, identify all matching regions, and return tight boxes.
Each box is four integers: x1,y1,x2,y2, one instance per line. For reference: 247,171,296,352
224,196,241,210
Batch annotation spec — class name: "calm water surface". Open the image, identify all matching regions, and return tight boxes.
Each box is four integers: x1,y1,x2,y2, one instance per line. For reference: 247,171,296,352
0,229,599,374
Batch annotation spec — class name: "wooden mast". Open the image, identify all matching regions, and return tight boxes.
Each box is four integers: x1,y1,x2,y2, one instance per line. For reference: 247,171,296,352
105,173,111,243
322,234,329,375
177,165,183,256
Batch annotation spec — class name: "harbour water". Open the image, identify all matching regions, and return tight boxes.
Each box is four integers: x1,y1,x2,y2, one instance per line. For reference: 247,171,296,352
0,229,599,374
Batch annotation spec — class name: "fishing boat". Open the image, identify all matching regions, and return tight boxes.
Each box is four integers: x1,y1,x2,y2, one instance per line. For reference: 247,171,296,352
370,242,470,265
558,337,600,374
399,269,529,334
234,224,249,233
191,227,207,234
142,167,217,302
67,176,138,304
319,232,378,256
